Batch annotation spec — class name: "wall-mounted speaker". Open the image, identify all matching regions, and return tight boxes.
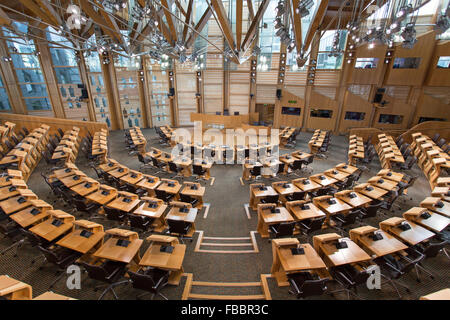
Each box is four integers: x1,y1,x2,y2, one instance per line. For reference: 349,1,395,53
373,88,385,103
80,89,89,99
276,89,282,100
169,88,175,96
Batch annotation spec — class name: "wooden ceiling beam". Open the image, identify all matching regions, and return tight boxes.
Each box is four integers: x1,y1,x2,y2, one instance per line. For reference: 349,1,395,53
241,0,270,51
247,0,255,19
236,0,243,52
185,7,212,49
210,0,237,55
79,0,119,42
303,0,329,53
290,0,302,58
160,0,178,43
17,0,57,26
0,7,12,26
174,0,187,17
182,0,194,42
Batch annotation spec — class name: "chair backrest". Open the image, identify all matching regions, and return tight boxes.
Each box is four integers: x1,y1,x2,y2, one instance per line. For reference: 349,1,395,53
22,127,30,136
128,270,158,293
273,222,295,237
363,202,382,218
21,228,43,247
57,128,65,137
292,191,306,201
437,138,446,148
264,194,279,204
304,216,326,233
179,193,193,204
79,261,113,282
292,160,302,170
151,157,160,167
129,214,152,231
300,278,328,297
37,245,60,264
168,162,178,172
193,165,205,175
344,208,363,225
277,163,285,174
422,240,448,258
250,165,261,176
104,207,125,221
155,189,168,201
167,219,189,235
405,156,417,169
432,133,440,143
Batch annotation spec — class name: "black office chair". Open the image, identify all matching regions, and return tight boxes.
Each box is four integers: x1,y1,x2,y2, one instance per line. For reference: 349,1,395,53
288,272,329,299
151,156,166,174
285,191,306,202
193,164,207,181
260,194,279,205
155,189,174,203
167,219,192,243
179,194,199,208
79,260,129,300
436,138,447,148
360,201,382,220
298,216,326,241
137,153,152,172
41,150,59,167
268,222,295,241
331,208,363,234
37,245,81,289
128,268,170,300
104,207,127,224
329,264,370,300
431,133,441,143
418,236,449,261
168,161,183,179
128,214,153,233
249,165,262,180
91,165,107,182
400,155,417,171
72,198,102,219
0,221,24,255
22,127,30,137
289,160,303,175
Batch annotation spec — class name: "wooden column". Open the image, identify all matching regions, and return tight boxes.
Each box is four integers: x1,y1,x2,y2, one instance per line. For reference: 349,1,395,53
249,58,257,114
303,31,320,131
196,70,203,113
168,69,177,126
100,52,122,130
136,57,150,128
33,32,65,118
142,57,153,128
77,52,96,122
0,38,26,114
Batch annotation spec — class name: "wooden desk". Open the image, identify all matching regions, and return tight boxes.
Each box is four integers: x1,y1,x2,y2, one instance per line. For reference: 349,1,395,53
292,178,322,193
120,170,144,186
93,237,143,264
99,160,119,172
420,197,450,217
286,201,326,221
165,206,198,225
70,178,99,197
133,198,168,230
314,234,371,267
0,275,32,300
58,173,87,188
29,210,75,242
314,197,352,217
431,186,450,202
380,217,435,246
335,190,372,208
376,169,404,183
324,169,350,182
250,185,278,210
403,207,450,233
105,192,141,213
0,194,35,214
174,157,192,177
310,174,338,187
56,220,105,254
139,243,186,285
53,167,78,179
157,179,182,195
368,177,398,191
33,292,75,300
180,183,205,208
9,199,52,228
108,166,129,179
86,185,118,205
335,163,359,175
257,205,294,238
420,288,450,300
135,175,161,196
349,226,408,257
271,238,327,286
354,183,389,200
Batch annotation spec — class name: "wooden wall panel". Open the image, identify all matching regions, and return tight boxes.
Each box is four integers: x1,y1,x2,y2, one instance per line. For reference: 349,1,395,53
274,89,305,128
412,93,450,125
203,70,223,114
256,85,276,104
348,43,387,84
426,40,450,86
338,91,373,133
0,113,107,138
176,72,197,126
373,94,413,130
306,90,339,131
386,32,436,86
229,72,250,115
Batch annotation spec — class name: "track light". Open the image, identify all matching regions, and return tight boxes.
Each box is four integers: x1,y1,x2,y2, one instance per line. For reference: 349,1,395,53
434,15,450,35
274,17,283,29
275,1,285,16
296,0,314,18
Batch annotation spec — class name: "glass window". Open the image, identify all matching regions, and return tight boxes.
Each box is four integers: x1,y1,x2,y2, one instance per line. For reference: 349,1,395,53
317,53,343,69
345,112,366,121
317,30,347,70
393,57,421,69
378,114,404,124
14,69,45,83
437,56,450,68
54,67,81,84
24,97,51,110
310,109,333,118
418,116,446,123
19,84,48,98
50,48,77,66
282,107,301,116
355,58,379,69
11,54,40,69
0,83,11,111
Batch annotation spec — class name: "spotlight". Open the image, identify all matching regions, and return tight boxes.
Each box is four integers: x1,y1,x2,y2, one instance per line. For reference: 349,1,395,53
434,15,450,34
275,1,285,16
296,0,314,18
